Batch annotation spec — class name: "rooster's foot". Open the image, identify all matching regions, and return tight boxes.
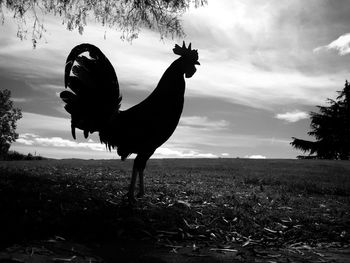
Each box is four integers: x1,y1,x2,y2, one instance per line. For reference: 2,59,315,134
123,192,136,205
128,195,136,204
136,191,144,198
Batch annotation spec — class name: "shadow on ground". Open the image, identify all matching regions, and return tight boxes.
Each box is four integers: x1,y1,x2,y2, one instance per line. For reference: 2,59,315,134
0,170,240,263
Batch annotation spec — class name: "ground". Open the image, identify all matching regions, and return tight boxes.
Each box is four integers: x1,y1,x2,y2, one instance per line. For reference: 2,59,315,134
0,159,349,262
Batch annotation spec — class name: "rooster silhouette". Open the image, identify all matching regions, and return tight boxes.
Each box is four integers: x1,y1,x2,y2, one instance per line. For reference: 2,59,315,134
60,42,200,202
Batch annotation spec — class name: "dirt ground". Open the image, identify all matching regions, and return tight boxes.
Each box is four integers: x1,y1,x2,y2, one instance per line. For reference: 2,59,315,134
1,238,350,263
0,159,349,262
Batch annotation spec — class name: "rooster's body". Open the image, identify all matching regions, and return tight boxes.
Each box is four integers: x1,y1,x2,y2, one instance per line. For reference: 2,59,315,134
60,42,199,202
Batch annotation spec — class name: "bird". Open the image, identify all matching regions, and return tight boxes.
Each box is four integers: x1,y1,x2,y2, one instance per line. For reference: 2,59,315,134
60,42,200,202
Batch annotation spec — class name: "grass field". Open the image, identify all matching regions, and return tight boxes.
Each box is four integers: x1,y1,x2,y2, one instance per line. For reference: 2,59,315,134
0,159,349,262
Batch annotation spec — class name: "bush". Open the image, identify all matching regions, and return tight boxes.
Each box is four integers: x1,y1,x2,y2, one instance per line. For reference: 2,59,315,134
0,151,45,161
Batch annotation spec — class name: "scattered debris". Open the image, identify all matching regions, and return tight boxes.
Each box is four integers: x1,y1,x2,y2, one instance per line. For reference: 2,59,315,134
0,159,349,262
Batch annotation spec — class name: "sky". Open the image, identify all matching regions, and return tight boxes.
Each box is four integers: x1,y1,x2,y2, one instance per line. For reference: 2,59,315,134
1,0,350,159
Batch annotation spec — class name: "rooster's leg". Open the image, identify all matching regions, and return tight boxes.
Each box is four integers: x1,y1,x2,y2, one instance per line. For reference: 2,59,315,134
127,165,138,202
137,170,145,198
129,152,152,200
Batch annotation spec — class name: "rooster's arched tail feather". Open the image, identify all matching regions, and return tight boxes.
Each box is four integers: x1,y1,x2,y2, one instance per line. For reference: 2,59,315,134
60,43,122,139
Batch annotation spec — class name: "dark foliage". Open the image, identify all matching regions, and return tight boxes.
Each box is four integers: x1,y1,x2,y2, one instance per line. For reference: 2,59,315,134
0,0,207,47
0,151,45,161
0,89,22,157
291,81,350,160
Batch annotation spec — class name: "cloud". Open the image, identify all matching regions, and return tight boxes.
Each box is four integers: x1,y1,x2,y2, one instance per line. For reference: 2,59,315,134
12,97,30,103
190,57,345,110
1,5,346,115
182,1,349,109
179,116,229,130
314,33,350,55
13,112,295,159
15,133,217,158
245,155,266,159
20,133,39,138
16,133,105,151
16,138,34,146
154,147,217,158
2,6,344,116
16,133,38,145
275,110,309,123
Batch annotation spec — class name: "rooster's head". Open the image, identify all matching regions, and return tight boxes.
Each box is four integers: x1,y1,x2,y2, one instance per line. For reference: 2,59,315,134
173,41,200,78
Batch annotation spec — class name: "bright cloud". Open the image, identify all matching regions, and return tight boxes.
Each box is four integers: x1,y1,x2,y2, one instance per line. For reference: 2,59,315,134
275,110,309,123
12,97,29,103
20,133,39,138
154,147,217,158
16,138,34,145
16,133,105,151
15,133,217,158
180,116,229,130
245,155,266,159
16,133,38,145
314,33,350,55
190,59,343,109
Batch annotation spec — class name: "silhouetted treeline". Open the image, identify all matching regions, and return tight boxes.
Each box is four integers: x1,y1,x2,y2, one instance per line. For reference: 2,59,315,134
0,151,45,161
291,80,350,160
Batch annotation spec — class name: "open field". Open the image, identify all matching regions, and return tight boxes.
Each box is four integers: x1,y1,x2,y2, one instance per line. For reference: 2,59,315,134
0,159,349,262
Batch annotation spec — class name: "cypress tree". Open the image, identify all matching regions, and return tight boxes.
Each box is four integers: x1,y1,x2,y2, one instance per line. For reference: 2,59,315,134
291,81,350,160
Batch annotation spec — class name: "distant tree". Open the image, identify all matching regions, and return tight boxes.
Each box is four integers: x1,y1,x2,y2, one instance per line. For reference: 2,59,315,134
0,89,22,157
291,80,350,160
0,0,207,48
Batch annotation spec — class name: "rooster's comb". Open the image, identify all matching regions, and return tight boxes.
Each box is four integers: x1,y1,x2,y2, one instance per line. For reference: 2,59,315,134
173,41,200,65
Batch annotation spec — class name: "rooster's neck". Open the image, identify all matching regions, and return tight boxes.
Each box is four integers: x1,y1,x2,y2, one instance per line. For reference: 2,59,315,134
165,58,186,78
151,58,186,97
